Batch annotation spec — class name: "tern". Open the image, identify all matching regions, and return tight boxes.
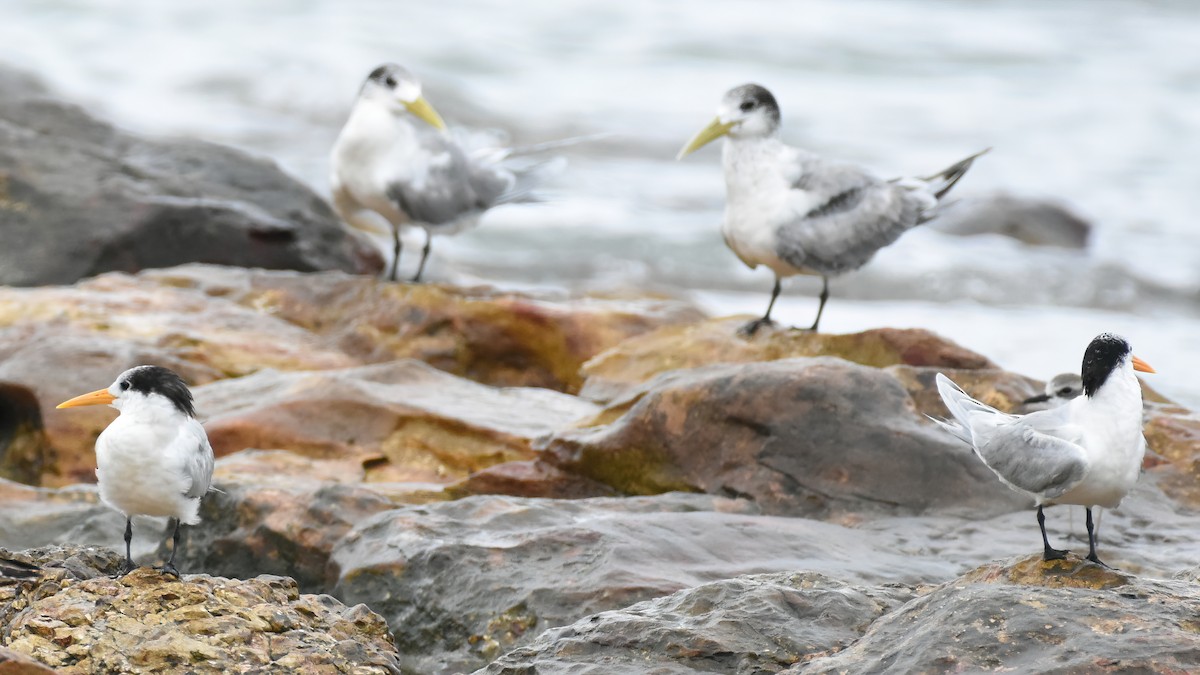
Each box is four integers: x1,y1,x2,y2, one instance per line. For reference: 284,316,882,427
331,63,552,282
930,334,1154,566
58,366,215,577
678,83,987,334
1020,372,1084,412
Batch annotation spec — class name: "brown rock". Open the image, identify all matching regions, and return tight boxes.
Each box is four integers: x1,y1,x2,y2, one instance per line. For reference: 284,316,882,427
579,317,995,403
0,547,400,674
541,357,1026,517
0,647,57,674
196,360,599,483
446,460,616,500
142,264,706,393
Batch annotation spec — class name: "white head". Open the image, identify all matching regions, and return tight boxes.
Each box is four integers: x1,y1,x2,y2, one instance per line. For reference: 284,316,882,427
677,83,782,158
356,63,447,130
57,365,196,418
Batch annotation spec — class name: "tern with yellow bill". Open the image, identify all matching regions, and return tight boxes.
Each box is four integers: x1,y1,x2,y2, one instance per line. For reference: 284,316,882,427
678,83,988,334
331,63,554,282
930,333,1154,567
58,365,215,577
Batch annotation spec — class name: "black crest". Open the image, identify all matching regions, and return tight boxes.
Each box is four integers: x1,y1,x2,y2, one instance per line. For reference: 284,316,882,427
728,83,781,125
122,366,196,417
1080,333,1131,398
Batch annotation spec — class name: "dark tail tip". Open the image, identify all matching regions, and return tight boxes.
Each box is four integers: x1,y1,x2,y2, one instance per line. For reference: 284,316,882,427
930,147,991,200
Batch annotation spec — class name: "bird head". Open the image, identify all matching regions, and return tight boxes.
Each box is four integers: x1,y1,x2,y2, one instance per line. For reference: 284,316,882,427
1080,333,1154,398
677,83,782,159
57,365,196,418
359,63,447,131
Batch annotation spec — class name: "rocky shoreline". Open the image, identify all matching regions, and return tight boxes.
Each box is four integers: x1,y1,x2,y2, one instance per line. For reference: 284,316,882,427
2,64,1199,673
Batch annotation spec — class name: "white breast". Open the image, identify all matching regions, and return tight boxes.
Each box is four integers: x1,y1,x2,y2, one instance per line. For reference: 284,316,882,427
719,139,814,277
95,412,202,523
1056,365,1146,508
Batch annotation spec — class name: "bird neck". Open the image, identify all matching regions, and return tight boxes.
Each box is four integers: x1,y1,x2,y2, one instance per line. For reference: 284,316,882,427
338,100,417,159
1083,362,1143,419
114,393,191,424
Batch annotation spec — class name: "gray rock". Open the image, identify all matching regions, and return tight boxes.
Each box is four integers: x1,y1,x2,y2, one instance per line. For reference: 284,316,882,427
794,555,1200,674
328,493,988,675
541,357,1028,518
477,571,915,675
931,192,1092,249
0,65,381,286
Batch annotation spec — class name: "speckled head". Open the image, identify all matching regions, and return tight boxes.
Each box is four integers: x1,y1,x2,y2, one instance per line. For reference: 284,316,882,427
1080,333,1133,398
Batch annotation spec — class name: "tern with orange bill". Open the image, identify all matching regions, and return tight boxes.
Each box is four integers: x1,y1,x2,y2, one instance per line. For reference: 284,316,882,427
677,83,988,334
57,366,215,577
929,333,1154,566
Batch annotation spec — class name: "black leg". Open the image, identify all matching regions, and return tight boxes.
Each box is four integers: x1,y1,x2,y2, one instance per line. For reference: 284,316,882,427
411,230,432,283
809,276,830,332
118,517,136,576
739,276,782,336
1038,505,1068,561
1084,507,1109,567
388,225,403,282
157,518,182,578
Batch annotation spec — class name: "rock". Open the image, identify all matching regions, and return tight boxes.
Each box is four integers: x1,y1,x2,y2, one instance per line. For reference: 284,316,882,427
0,546,401,674
0,274,355,486
446,460,616,500
796,554,1200,674
142,264,707,393
195,360,599,482
0,480,122,556
0,65,380,287
479,572,916,675
542,358,1026,517
0,382,49,486
930,192,1092,248
0,647,57,674
579,319,995,403
329,493,997,675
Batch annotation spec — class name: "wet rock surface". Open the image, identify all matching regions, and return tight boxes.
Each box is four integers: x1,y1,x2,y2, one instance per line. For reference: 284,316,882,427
479,572,916,675
0,546,400,674
795,555,1200,674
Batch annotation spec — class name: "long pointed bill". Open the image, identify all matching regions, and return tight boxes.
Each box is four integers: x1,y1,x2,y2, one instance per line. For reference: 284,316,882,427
56,388,116,409
677,117,734,159
404,96,447,131
1131,355,1156,374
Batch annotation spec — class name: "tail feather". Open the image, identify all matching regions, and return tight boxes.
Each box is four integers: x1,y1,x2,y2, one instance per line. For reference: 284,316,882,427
929,372,1006,446
924,147,991,200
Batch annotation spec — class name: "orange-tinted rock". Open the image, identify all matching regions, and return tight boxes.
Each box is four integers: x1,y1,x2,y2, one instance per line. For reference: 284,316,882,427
196,360,599,484
142,265,706,393
579,318,995,402
447,460,616,500
542,357,1026,517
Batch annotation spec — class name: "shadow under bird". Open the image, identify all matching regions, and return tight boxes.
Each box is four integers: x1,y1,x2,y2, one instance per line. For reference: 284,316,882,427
678,83,988,334
331,63,555,282
57,366,215,577
929,334,1154,567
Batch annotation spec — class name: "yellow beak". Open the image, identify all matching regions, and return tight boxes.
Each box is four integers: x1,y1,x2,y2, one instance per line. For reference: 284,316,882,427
1131,355,1156,374
677,117,735,159
404,96,447,131
56,388,116,409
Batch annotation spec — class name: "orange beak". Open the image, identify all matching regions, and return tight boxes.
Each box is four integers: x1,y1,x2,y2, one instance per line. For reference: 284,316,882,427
56,388,116,409
1131,355,1156,374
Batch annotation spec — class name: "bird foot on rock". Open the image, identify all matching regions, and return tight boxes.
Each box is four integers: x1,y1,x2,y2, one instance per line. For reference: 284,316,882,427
1085,553,1112,569
1042,548,1070,562
737,317,775,337
154,563,181,579
113,561,138,578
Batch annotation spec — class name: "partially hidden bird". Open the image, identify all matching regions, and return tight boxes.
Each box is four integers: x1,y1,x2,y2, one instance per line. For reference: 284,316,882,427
331,63,555,282
57,365,215,577
678,83,988,334
929,333,1154,566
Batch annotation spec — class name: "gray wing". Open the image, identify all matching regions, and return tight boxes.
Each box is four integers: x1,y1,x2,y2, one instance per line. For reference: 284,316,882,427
776,157,927,275
181,418,215,499
976,408,1089,499
387,130,515,225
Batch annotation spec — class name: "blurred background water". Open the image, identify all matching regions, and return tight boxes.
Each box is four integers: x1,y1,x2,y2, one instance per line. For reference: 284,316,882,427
2,0,1197,404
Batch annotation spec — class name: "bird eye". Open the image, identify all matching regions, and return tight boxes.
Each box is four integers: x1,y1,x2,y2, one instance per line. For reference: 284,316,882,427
1057,387,1074,396
119,381,130,391
385,76,397,88
739,100,755,112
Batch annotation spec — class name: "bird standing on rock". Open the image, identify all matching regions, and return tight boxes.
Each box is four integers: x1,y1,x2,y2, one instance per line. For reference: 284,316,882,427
331,63,552,282
57,366,215,577
678,83,987,335
930,333,1154,567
